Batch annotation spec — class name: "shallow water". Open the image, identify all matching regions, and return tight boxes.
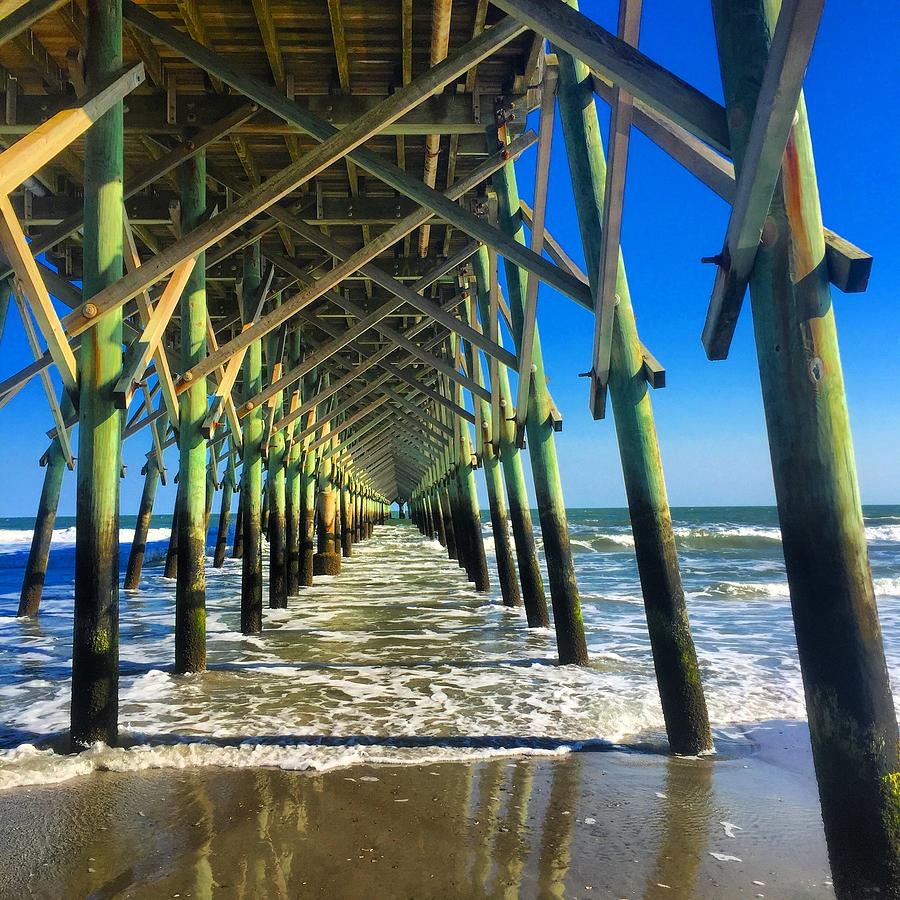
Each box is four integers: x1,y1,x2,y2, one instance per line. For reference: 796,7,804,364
0,506,898,787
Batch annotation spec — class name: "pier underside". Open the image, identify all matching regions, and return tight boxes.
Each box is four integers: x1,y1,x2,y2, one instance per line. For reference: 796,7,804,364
0,1,896,897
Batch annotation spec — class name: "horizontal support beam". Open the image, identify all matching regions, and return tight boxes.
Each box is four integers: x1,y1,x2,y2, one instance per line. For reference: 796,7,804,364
0,91,526,138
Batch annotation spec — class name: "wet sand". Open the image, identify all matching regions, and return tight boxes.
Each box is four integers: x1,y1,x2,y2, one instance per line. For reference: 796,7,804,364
0,722,835,899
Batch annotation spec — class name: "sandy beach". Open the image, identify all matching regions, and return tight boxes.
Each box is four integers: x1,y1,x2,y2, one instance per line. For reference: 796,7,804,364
0,721,835,899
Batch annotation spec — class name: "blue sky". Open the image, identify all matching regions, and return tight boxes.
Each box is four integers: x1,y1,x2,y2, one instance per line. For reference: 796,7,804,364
0,0,898,517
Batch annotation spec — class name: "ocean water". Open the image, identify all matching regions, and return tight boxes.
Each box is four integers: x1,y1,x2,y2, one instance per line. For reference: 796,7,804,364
0,506,898,789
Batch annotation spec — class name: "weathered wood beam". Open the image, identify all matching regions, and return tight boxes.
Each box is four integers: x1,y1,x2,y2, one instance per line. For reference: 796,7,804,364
702,0,824,359
589,0,641,418
590,75,872,295
250,0,284,88
11,280,74,466
0,194,77,392
4,102,256,283
0,62,143,193
276,255,491,405
125,21,164,89
292,298,478,427
271,218,517,371
0,91,518,137
272,295,466,437
122,215,180,423
515,64,556,444
66,9,527,335
326,0,350,91
113,255,196,409
0,1,69,46
203,265,273,437
122,2,589,307
492,0,730,152
487,247,501,447
176,136,534,390
14,26,65,92
255,248,486,418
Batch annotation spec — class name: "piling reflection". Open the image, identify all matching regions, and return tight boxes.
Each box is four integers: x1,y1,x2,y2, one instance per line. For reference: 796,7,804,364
643,756,714,900
536,753,581,899
494,759,536,899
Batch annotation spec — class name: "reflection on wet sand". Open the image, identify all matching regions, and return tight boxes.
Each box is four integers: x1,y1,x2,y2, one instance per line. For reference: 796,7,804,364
644,756,714,899
0,744,835,899
536,755,580,898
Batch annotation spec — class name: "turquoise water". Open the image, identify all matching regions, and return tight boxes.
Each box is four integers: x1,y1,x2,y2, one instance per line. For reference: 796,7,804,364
0,506,897,787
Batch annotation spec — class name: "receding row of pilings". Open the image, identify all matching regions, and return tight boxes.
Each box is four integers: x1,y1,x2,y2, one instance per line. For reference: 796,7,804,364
8,0,899,894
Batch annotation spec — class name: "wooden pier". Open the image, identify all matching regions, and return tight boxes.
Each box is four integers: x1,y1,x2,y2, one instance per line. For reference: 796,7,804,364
0,1,894,896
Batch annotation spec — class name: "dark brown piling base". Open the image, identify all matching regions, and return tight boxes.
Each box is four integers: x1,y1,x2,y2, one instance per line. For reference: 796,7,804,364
341,530,352,558
312,552,342,576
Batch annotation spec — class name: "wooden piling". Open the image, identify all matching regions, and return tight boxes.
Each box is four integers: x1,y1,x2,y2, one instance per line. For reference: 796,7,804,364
472,247,549,627
164,483,181,579
340,472,353,557
18,394,74,616
175,151,208,673
261,474,270,541
489,129,587,663
555,23,711,752
488,129,588,665
212,462,234,569
312,422,341,575
440,483,458,560
267,313,288,609
240,243,264,634
231,489,244,559
298,400,317,587
124,413,169,590
461,296,522,608
71,0,124,749
713,0,899,891
450,339,489,591
285,332,303,594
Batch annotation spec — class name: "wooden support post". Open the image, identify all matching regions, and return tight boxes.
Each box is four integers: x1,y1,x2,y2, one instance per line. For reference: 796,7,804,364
285,329,303,594
18,394,75,616
124,412,169,590
70,0,125,750
174,150,207,672
472,246,549,628
462,294,522,608
428,490,442,544
340,471,353,558
712,1,900,892
299,454,317,584
164,484,181,579
231,488,244,559
240,243,264,634
447,471,469,574
440,482,458,561
488,130,588,652
489,123,587,663
555,8,711,748
266,302,288,609
450,335,490,592
313,420,341,576
212,455,234,569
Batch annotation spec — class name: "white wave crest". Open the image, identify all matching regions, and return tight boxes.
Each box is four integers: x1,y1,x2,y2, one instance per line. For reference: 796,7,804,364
0,526,171,554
